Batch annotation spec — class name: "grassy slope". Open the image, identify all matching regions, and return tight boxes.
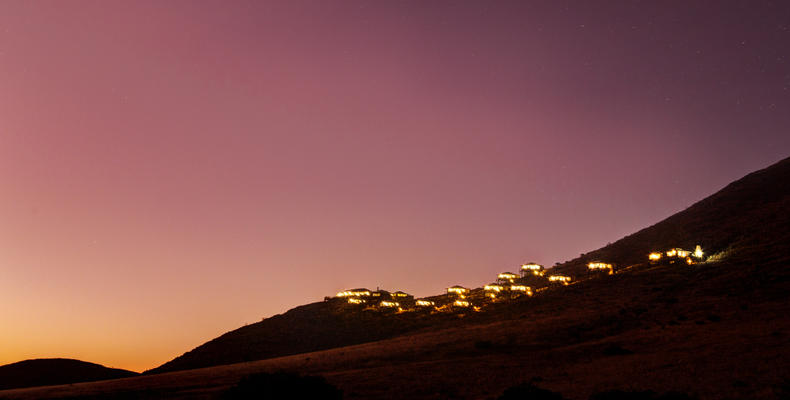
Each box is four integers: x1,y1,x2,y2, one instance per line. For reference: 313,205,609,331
147,299,470,374
148,156,790,377
552,156,790,277
2,258,788,399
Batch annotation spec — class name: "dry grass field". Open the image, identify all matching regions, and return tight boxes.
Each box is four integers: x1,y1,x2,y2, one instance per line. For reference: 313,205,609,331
3,158,789,399
2,257,788,399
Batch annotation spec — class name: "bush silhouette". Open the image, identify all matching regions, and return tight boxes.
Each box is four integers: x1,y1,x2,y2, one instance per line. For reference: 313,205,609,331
222,371,342,399
602,344,634,356
590,390,696,400
498,382,565,400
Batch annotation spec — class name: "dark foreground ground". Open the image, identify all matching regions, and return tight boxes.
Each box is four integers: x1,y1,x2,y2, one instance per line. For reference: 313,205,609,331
1,257,788,400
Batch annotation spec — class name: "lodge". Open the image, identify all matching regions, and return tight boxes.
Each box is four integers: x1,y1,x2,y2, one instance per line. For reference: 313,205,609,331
587,262,613,275
447,285,470,297
548,275,571,285
520,263,545,277
392,291,413,300
497,272,519,283
336,288,372,298
415,299,435,307
649,245,704,265
453,299,471,307
484,283,506,298
666,248,690,258
333,244,708,315
510,284,532,296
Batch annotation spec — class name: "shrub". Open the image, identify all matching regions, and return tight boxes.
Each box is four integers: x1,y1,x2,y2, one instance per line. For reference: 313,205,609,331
474,340,494,349
498,382,565,400
602,344,634,356
222,372,342,399
589,390,696,400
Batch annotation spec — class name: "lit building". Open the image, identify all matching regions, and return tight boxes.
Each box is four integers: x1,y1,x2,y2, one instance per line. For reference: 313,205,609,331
484,283,506,298
415,299,435,307
392,291,412,299
484,283,505,292
447,285,470,297
510,285,533,296
453,299,470,307
520,263,545,277
587,262,613,275
648,252,662,262
548,275,572,285
666,248,690,258
497,272,519,283
379,300,399,308
336,288,372,298
693,245,704,259
347,298,366,304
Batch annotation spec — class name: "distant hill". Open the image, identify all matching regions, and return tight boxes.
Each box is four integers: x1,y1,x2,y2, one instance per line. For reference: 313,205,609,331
0,359,138,390
148,155,790,376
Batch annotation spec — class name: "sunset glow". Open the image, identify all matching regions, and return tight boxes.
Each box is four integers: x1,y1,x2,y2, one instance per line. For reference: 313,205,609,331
1,1,788,372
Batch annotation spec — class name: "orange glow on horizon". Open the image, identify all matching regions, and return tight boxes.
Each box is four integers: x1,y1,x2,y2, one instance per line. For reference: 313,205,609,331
1,0,777,375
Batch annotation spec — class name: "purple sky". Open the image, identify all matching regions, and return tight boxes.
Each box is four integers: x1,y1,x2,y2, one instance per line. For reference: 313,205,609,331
1,1,788,371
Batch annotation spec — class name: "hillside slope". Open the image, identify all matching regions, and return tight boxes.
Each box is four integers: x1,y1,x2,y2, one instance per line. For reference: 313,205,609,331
553,156,790,276
148,155,790,377
0,359,137,390
3,252,789,399
147,300,464,374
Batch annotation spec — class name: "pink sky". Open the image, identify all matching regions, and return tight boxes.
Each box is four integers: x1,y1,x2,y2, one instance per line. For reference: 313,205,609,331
1,1,789,371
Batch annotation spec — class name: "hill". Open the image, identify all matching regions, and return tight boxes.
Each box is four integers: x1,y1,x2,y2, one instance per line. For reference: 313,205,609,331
144,156,790,379
147,299,464,374
552,156,790,277
3,246,788,399
0,359,138,391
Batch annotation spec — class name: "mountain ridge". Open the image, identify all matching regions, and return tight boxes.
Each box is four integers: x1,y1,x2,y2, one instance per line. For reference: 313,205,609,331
146,155,790,376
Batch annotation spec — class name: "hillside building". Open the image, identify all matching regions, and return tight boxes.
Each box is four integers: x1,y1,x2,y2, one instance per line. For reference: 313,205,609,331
415,299,435,307
548,275,571,285
484,283,506,298
453,299,471,308
520,263,545,277
379,300,399,308
391,291,412,300
336,288,372,298
447,285,470,297
497,272,519,283
587,262,613,275
510,285,532,296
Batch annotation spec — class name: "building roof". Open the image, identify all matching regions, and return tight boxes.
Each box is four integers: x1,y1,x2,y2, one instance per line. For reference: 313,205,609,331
449,285,469,289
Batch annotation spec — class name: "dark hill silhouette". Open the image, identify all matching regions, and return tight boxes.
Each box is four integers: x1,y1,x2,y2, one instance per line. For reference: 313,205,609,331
552,156,790,277
147,300,463,374
0,359,137,390
147,155,790,377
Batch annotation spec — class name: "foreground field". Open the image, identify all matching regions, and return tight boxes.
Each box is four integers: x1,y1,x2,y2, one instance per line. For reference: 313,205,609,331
2,258,788,399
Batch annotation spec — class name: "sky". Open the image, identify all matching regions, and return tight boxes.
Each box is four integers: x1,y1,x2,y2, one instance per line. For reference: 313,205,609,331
1,0,789,372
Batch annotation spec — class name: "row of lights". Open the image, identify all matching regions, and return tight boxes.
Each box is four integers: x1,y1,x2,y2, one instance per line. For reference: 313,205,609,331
339,245,706,312
649,245,704,264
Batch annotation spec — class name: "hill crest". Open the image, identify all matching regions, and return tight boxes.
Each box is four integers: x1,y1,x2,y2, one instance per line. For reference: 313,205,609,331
149,155,790,375
0,358,138,390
